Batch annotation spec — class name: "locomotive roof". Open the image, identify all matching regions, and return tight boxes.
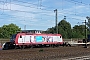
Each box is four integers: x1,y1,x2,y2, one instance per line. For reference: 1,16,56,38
17,32,62,36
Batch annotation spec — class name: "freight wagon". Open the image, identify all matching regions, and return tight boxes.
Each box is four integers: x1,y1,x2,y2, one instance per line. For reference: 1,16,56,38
2,32,63,50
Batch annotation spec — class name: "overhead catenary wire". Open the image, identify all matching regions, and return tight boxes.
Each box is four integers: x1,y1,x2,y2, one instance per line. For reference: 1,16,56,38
71,0,89,5
0,0,88,18
0,0,53,12
12,0,54,12
0,0,89,22
61,0,89,19
62,0,63,10
64,0,89,6
58,0,90,18
0,1,5,15
75,3,76,15
0,0,56,18
0,0,89,30
0,0,53,13
0,7,54,17
38,0,42,9
63,0,90,11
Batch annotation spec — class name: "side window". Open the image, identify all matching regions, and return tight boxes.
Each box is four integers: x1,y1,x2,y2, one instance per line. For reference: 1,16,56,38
20,35,22,38
60,36,61,38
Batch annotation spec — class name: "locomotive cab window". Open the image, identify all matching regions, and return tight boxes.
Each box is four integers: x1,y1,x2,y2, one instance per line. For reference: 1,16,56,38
60,36,61,38
20,35,22,38
10,34,16,42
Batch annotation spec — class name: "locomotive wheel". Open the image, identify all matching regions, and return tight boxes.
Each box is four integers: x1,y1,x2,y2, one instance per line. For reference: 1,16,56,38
50,44,54,48
19,45,26,49
4,44,9,50
55,44,59,47
22,45,25,49
19,45,23,49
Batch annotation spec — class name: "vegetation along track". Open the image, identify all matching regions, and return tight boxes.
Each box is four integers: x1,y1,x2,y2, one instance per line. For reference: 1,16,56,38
0,46,90,60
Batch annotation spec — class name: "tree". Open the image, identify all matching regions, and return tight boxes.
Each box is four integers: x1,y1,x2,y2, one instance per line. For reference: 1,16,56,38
46,27,55,34
58,20,72,38
46,19,90,39
0,23,21,38
46,20,72,39
72,25,85,38
0,27,3,38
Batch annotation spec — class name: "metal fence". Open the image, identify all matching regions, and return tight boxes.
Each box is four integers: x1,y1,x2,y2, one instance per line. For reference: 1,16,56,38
64,38,83,42
0,39,9,46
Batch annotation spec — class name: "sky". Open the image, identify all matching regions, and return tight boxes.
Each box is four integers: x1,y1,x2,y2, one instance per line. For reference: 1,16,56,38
0,0,90,31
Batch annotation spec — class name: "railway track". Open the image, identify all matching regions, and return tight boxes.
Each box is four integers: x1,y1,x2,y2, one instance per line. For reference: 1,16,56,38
61,56,90,60
0,46,90,60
